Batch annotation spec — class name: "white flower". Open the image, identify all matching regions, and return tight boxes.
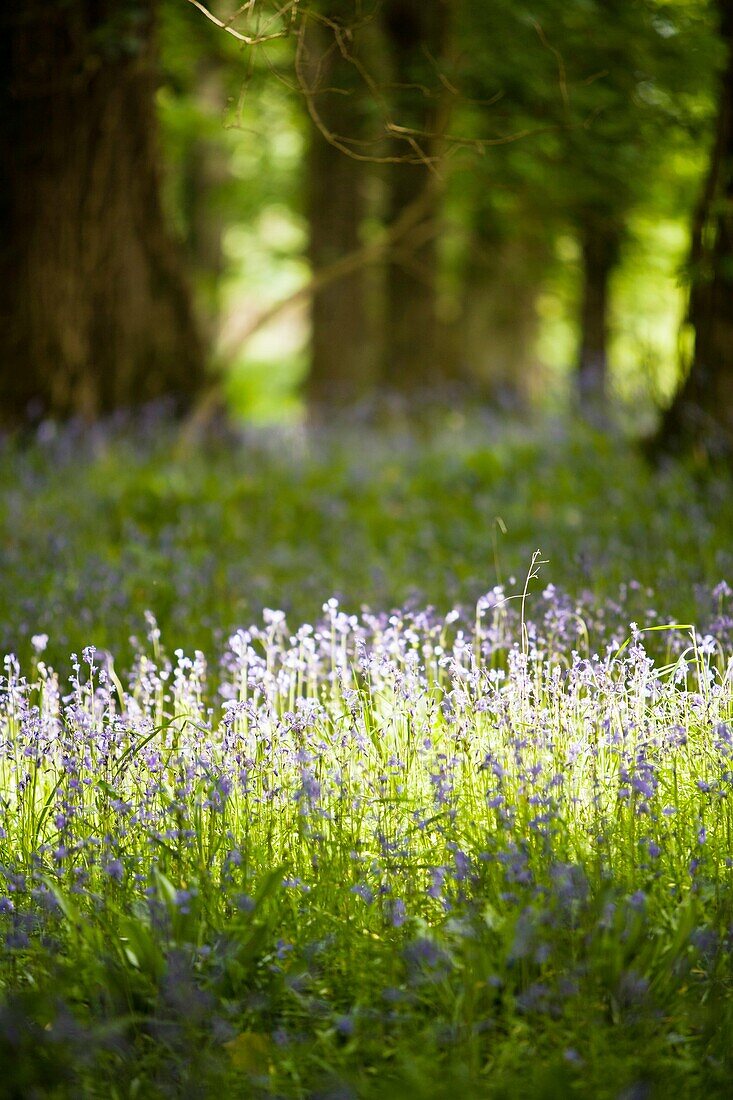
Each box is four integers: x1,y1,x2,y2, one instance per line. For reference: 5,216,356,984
263,608,286,626
31,633,48,654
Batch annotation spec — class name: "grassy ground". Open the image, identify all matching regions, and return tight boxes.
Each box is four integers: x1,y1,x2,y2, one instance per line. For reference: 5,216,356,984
1,413,730,667
0,415,732,1098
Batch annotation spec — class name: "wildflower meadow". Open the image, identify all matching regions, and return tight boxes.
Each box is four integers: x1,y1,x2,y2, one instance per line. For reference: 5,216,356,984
1,420,732,1098
6,0,733,1094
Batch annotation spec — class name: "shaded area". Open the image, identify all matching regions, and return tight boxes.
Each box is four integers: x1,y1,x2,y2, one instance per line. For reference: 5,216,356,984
1,416,731,668
1,0,731,452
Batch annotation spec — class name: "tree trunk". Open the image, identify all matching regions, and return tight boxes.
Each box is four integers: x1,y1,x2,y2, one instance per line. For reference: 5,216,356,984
0,0,205,424
303,10,373,409
181,62,230,344
656,0,733,458
576,222,620,421
460,229,545,409
381,0,450,397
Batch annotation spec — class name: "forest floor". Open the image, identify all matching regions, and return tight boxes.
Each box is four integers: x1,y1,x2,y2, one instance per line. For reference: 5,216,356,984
1,414,732,1098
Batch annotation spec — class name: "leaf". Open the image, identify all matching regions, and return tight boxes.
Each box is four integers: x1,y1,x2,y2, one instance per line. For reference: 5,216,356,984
253,864,285,908
119,917,165,981
224,1031,272,1073
152,865,178,911
38,875,80,926
33,776,65,845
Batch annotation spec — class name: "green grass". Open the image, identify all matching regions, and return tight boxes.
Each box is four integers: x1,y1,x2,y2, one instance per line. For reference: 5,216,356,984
0,415,732,1098
0,415,730,668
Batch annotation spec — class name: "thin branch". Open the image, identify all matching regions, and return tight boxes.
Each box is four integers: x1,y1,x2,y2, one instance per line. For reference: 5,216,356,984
216,184,438,360
186,0,292,45
532,19,570,113
189,2,571,164
294,18,439,165
176,187,440,447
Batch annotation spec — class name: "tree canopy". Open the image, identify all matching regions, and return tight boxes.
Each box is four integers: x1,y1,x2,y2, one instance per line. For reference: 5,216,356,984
1,0,730,451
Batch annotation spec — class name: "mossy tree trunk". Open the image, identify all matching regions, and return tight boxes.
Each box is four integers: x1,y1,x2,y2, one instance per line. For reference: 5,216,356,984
657,0,733,457
576,218,621,422
303,6,374,409
381,0,451,397
460,221,548,408
180,61,230,344
0,0,205,424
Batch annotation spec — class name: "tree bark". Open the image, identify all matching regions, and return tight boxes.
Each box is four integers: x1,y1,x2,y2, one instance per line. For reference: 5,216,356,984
576,221,620,421
381,0,451,397
303,9,373,409
181,62,230,344
0,0,205,424
656,0,733,458
459,228,546,409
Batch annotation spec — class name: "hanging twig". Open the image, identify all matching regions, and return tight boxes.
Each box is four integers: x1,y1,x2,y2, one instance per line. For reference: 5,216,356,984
186,0,297,45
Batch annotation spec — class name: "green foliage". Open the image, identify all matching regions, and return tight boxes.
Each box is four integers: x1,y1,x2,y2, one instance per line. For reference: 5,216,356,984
149,1,730,415
446,0,721,402
157,0,308,411
0,416,730,670
1,420,732,1095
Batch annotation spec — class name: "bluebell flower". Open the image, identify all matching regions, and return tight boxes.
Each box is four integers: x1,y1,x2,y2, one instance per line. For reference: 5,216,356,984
387,898,407,927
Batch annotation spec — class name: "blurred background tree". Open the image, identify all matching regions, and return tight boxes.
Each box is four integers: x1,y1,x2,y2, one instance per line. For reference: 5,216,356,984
656,0,733,457
300,0,376,407
0,0,205,422
1,0,730,450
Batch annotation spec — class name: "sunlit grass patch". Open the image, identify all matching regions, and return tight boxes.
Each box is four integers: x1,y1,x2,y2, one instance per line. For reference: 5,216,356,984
1,582,732,1096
